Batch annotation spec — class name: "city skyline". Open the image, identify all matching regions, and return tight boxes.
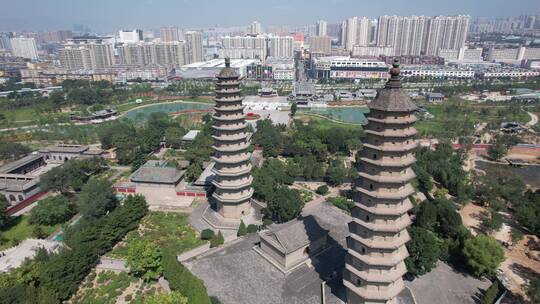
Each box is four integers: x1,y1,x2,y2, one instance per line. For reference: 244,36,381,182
0,0,539,32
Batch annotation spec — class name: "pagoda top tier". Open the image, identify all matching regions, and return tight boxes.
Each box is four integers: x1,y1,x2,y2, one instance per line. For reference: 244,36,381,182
369,59,417,113
217,57,240,79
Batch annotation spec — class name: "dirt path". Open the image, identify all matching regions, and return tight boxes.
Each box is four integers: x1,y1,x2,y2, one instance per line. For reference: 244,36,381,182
527,111,539,127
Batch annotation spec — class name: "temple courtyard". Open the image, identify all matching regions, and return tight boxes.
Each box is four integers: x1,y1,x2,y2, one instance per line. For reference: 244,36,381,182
185,201,490,304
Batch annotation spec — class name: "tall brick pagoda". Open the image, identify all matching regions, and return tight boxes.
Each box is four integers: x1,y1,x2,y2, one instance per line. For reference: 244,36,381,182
211,58,254,219
343,59,417,304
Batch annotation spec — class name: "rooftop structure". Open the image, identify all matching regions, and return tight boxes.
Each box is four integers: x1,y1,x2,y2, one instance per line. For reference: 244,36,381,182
257,216,328,273
344,60,417,304
312,56,389,80
211,58,254,219
177,58,259,79
181,130,201,142
130,160,185,185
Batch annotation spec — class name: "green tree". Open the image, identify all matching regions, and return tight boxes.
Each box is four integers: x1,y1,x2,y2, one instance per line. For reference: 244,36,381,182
415,201,437,230
316,185,329,195
265,187,304,223
482,281,499,304
77,178,117,219
435,199,463,239
127,239,163,281
0,142,31,161
237,220,247,237
405,227,441,276
527,277,540,304
185,162,203,182
210,231,224,247
414,165,433,193
481,210,503,233
463,234,505,278
290,102,298,117
252,119,285,157
143,291,188,304
487,142,507,161
164,126,187,149
29,196,75,226
325,159,348,186
162,249,212,304
0,196,9,228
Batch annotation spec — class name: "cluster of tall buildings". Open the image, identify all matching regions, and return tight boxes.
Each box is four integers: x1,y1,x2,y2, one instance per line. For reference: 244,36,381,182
340,15,470,56
219,35,293,60
470,14,540,33
58,29,203,70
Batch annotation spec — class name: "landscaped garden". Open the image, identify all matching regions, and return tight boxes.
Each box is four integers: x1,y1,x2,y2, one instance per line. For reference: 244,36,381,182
109,212,205,259
0,215,61,250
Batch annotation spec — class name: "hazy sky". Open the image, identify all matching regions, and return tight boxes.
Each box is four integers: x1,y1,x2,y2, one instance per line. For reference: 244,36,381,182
1,0,539,33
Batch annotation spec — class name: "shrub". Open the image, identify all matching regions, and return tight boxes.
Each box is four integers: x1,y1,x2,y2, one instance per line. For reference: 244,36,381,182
200,229,214,240
32,226,48,239
237,220,247,237
315,185,329,195
328,196,355,213
482,281,499,304
246,224,258,234
210,231,224,248
162,248,211,304
463,234,505,278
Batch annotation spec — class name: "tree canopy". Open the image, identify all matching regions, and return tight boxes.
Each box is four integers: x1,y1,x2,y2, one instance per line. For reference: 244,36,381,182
29,195,75,226
405,227,441,276
462,234,505,278
77,178,117,219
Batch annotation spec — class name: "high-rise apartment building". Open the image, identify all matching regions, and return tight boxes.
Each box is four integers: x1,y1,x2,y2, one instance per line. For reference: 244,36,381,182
308,36,332,54
267,36,294,58
59,40,114,70
317,20,328,36
220,35,293,60
343,60,417,304
343,17,371,51
10,37,39,60
0,33,13,51
248,21,262,35
118,29,143,43
185,31,203,63
424,15,470,56
160,26,180,42
117,42,187,66
376,15,469,56
220,36,267,59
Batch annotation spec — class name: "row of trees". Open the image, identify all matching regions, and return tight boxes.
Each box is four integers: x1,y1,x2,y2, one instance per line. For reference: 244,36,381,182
99,113,188,169
40,157,107,193
0,193,148,303
0,142,31,161
253,119,362,159
407,197,505,279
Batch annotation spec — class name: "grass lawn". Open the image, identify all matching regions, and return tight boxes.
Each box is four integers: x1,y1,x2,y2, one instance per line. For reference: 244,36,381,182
108,212,205,259
416,99,531,138
295,113,363,132
0,215,60,250
115,97,213,113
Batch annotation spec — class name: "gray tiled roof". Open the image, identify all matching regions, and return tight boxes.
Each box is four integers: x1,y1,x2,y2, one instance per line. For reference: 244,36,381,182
0,154,43,174
369,89,417,112
217,67,239,78
261,216,328,254
130,166,184,184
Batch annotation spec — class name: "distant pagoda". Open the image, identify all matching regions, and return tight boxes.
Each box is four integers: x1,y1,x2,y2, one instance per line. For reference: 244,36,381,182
343,60,417,304
211,58,254,219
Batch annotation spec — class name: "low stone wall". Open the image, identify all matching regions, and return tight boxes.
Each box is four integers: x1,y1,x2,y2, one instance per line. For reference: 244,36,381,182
177,243,211,262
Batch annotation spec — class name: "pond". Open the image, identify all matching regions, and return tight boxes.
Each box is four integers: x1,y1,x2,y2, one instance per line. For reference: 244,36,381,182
475,160,540,188
304,107,369,124
123,101,212,120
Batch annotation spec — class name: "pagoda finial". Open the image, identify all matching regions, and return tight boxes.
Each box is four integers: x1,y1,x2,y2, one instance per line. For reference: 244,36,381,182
225,57,231,68
390,59,400,78
385,58,401,88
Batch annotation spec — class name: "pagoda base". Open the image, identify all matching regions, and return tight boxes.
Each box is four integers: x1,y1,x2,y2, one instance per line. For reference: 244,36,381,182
217,200,251,219
201,199,262,232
